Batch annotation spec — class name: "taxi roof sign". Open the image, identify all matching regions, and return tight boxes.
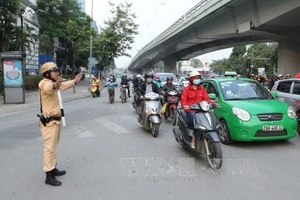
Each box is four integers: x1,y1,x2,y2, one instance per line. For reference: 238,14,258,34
224,71,238,77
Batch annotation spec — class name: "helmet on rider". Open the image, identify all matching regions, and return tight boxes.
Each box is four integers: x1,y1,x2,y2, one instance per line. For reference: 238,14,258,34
40,62,59,78
166,76,173,84
136,74,142,78
189,71,201,85
166,76,173,81
153,73,159,80
144,72,154,83
189,71,201,78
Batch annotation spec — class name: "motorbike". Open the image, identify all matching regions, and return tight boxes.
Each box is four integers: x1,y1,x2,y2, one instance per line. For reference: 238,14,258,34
163,90,180,125
173,100,223,170
90,83,100,98
137,92,162,137
120,85,128,103
107,86,115,104
132,88,140,113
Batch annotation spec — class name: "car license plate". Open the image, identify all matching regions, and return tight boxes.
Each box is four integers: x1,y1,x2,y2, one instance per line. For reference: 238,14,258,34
262,125,284,131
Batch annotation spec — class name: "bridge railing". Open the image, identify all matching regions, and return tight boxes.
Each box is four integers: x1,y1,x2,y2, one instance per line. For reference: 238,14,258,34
130,0,220,64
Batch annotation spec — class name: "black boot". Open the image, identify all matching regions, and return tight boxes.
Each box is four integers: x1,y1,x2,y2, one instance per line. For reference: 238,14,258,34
45,172,62,186
52,168,66,176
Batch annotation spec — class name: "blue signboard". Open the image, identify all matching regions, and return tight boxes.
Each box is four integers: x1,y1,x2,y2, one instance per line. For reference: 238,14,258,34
39,54,53,65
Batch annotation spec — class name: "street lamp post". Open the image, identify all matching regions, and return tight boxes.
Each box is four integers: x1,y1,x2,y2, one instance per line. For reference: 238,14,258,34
89,0,94,82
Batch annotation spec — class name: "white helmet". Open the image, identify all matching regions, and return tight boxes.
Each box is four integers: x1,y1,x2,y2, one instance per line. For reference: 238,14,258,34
189,71,201,78
136,74,141,78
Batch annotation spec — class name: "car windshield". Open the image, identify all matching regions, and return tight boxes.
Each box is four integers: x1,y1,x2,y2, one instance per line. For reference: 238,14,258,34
181,77,189,81
159,74,178,82
220,80,274,100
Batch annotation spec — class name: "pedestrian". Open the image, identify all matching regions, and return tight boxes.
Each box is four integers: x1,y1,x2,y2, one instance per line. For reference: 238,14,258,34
38,62,82,186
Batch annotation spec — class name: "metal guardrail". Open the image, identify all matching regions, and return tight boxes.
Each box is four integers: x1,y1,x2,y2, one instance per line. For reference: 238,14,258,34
130,0,218,65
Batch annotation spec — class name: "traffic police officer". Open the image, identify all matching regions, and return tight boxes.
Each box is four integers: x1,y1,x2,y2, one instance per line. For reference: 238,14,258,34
39,62,82,186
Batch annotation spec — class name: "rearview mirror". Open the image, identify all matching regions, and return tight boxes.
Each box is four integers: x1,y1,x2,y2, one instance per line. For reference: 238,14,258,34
271,92,278,98
209,93,216,100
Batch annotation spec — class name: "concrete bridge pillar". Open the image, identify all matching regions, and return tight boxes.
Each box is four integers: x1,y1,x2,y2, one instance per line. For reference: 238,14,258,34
163,57,177,73
278,40,300,77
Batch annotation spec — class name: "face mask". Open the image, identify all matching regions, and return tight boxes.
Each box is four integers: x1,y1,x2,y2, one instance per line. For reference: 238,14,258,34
193,79,201,85
146,78,152,83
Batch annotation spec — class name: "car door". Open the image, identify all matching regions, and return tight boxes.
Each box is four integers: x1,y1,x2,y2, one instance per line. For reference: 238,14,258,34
275,80,294,106
291,80,300,109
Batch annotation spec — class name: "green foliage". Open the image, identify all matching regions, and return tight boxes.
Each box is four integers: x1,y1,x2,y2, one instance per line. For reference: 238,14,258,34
24,75,43,91
190,58,203,68
94,2,138,70
211,43,278,78
0,0,38,52
0,75,77,96
37,0,92,72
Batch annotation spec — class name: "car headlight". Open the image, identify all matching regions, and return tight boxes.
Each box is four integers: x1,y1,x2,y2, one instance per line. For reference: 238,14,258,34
232,107,250,121
287,106,296,119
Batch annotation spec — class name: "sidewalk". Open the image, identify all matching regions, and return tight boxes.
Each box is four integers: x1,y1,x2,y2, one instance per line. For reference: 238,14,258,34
0,79,105,115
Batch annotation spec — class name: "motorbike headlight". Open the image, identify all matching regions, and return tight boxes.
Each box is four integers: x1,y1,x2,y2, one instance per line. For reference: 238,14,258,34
287,106,296,119
197,124,207,130
232,107,250,121
199,101,210,111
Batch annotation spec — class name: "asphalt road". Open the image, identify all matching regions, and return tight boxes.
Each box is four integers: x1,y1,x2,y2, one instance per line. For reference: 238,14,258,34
0,84,300,200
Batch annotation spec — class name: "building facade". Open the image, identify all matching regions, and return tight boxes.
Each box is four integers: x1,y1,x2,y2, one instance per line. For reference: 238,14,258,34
21,0,40,74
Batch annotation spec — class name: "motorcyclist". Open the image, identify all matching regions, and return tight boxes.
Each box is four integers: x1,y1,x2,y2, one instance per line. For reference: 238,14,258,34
161,76,179,118
162,76,178,101
180,71,215,148
90,75,100,97
133,74,143,90
120,74,131,97
132,74,143,106
105,77,118,97
136,72,161,121
153,73,163,88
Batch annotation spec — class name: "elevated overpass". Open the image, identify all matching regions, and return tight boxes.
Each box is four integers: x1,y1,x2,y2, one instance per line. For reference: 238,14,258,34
128,0,300,76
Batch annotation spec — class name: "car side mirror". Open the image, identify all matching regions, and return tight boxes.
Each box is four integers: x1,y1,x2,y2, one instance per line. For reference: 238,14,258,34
271,92,278,98
209,93,216,100
271,92,278,99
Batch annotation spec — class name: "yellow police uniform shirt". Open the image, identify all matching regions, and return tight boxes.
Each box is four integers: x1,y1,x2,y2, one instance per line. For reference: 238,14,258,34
38,78,75,117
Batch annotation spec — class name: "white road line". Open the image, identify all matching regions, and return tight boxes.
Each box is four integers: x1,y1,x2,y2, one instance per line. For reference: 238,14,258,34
73,124,95,138
95,118,129,134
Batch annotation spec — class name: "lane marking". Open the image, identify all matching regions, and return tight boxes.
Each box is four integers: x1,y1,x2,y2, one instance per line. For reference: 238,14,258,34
95,118,129,134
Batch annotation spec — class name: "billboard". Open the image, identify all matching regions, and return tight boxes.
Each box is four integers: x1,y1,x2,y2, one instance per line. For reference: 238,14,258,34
3,60,23,87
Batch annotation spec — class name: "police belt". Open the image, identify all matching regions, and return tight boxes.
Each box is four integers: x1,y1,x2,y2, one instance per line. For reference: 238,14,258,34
49,117,61,121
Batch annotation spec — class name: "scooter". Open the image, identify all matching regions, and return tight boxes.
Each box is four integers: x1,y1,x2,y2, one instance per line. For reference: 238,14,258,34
137,92,162,137
173,100,223,170
107,87,115,104
132,88,140,114
90,83,100,98
163,90,180,125
120,85,128,103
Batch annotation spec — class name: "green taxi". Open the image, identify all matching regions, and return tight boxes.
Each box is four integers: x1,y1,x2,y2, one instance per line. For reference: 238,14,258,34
201,77,297,144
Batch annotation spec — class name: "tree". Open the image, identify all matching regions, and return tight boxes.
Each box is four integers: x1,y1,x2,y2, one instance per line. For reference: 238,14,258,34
37,0,92,73
0,0,37,52
227,45,247,76
246,43,277,77
93,1,138,71
190,58,203,68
